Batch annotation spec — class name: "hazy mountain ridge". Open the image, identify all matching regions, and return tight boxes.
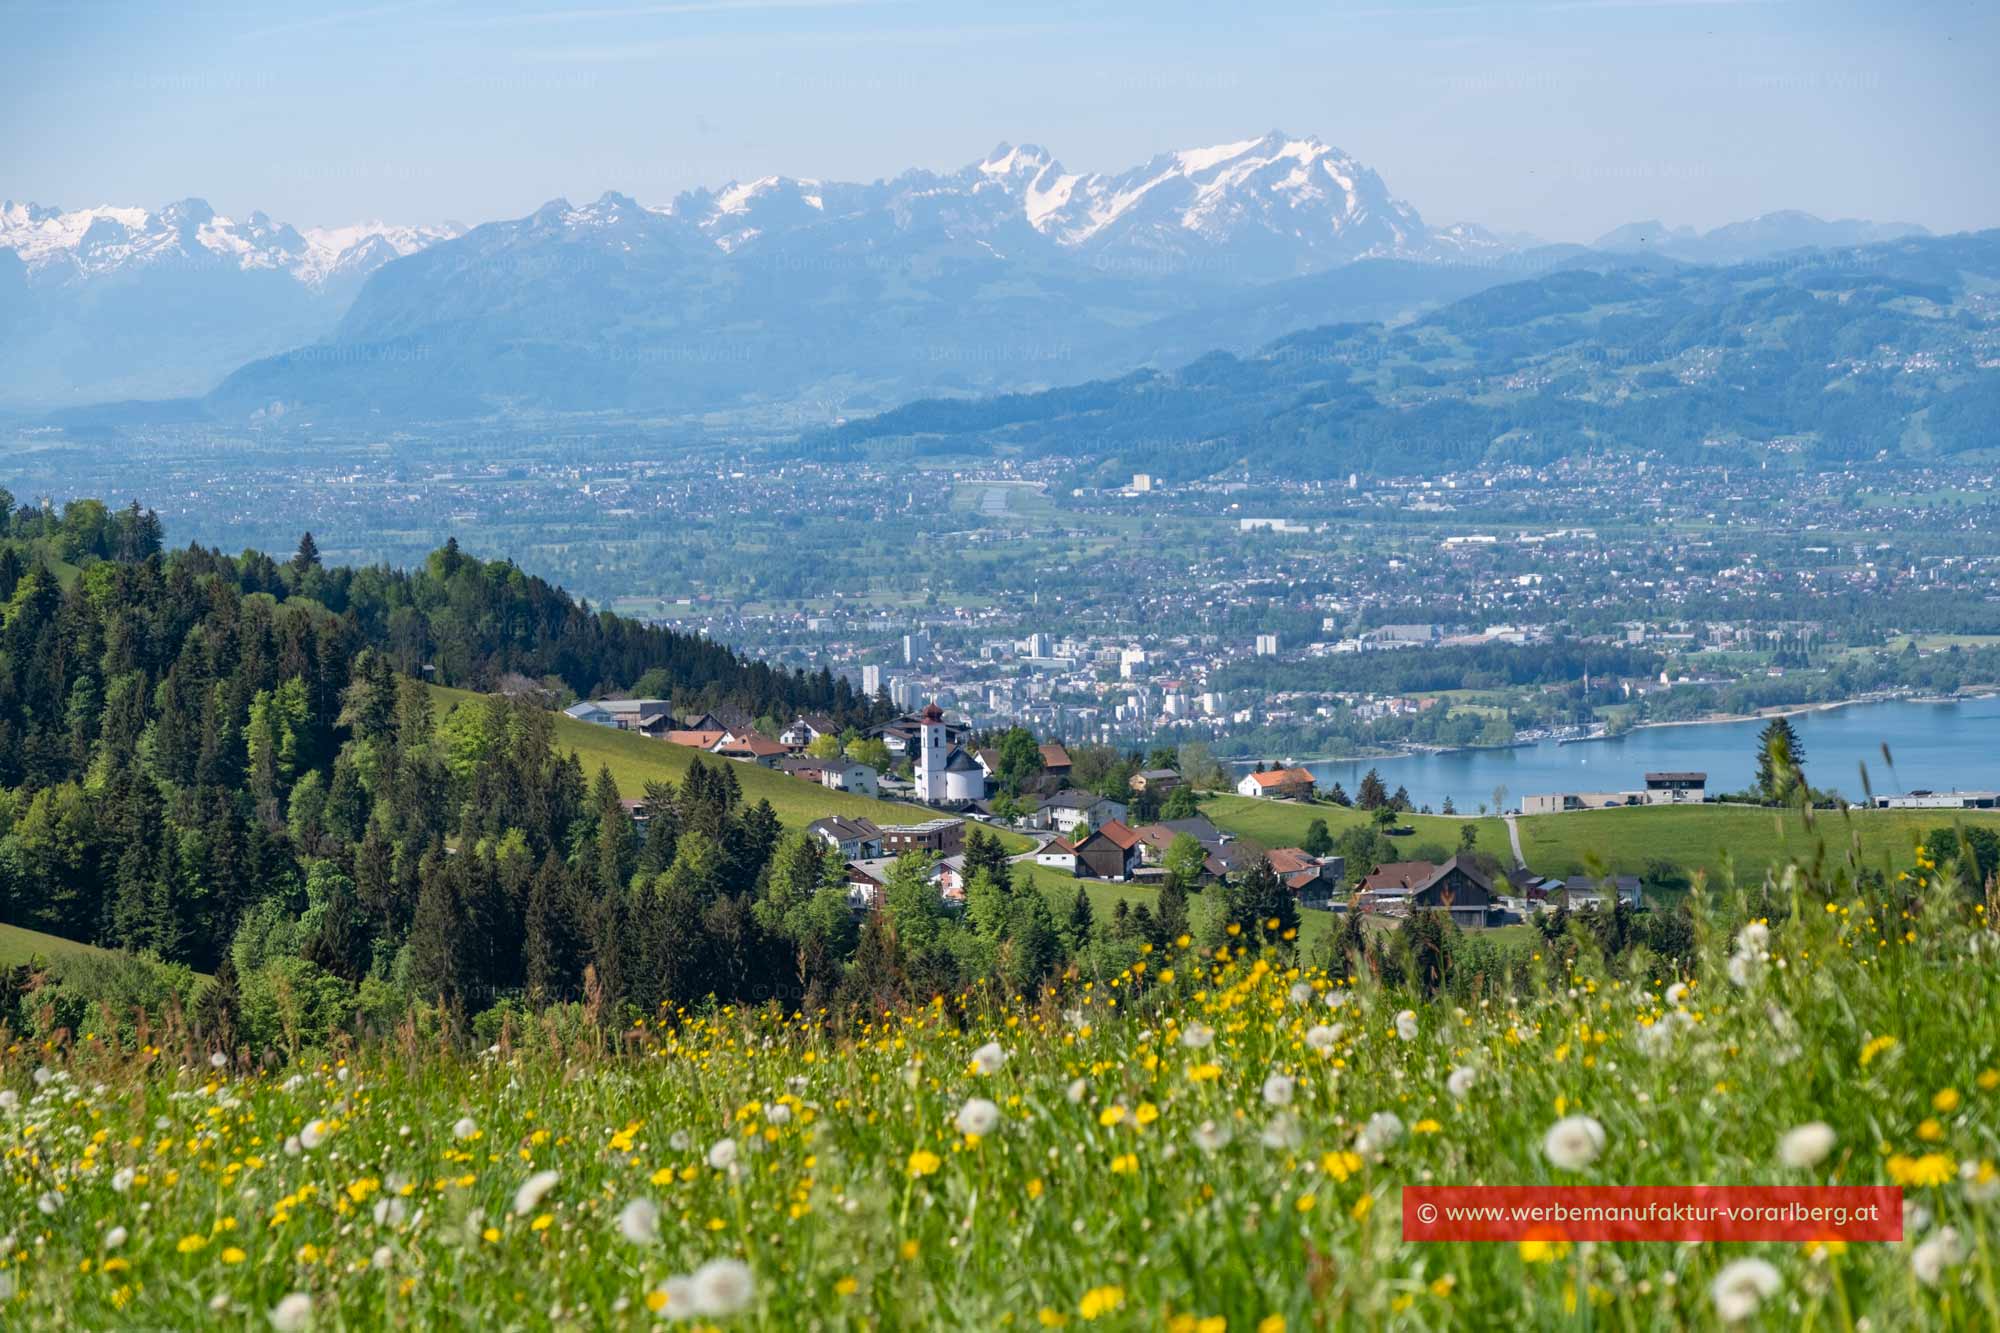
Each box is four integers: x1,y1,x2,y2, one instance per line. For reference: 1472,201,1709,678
1,137,1960,419
801,231,2000,478
0,198,463,408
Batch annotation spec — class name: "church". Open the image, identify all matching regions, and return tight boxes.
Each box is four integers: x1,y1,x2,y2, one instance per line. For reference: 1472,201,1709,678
912,702,988,805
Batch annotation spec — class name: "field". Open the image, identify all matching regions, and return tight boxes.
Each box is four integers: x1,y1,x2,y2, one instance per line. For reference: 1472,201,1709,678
425,686,1029,850
1200,793,2000,885
1200,795,1512,862
3,859,1995,1328
0,922,115,968
1512,803,2000,883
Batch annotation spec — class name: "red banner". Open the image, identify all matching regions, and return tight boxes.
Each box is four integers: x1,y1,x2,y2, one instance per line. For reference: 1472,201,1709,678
1402,1186,1903,1243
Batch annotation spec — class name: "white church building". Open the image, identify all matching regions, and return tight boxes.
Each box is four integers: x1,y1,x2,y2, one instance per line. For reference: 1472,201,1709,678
913,702,987,805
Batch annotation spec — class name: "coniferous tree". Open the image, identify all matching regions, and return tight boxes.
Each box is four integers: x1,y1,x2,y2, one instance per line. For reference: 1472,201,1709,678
1063,885,1096,954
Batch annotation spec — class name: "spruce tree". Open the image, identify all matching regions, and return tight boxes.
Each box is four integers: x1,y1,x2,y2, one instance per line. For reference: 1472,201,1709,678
1064,885,1096,954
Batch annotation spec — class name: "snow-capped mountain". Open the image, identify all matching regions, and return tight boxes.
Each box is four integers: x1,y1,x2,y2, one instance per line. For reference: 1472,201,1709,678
652,132,1477,278
978,133,1433,273
0,198,461,290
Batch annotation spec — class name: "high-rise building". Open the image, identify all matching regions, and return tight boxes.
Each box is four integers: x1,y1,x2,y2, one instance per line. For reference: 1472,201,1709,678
861,664,882,697
1255,633,1280,657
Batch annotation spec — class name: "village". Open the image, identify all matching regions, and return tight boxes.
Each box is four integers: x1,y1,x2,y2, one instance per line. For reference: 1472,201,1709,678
561,693,1683,936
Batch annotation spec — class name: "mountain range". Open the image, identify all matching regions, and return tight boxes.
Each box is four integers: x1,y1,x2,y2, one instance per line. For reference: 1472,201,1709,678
0,132,1969,426
804,231,2000,477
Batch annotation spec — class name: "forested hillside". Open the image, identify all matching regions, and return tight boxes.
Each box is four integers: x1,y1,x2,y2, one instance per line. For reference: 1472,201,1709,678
0,496,1321,1049
0,498,904,1016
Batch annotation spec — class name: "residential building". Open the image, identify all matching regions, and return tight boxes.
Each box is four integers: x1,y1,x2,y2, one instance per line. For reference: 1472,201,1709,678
1130,768,1180,795
1643,771,1708,803
1037,789,1129,836
879,818,965,856
779,714,842,748
808,817,883,860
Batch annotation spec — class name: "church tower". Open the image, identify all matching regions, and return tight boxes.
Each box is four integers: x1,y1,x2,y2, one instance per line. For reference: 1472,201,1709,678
915,702,947,803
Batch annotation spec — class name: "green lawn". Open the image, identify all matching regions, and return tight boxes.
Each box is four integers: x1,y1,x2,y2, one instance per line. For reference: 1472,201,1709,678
0,921,118,967
1201,790,2000,885
1512,802,2000,883
426,686,1030,850
1200,794,1511,862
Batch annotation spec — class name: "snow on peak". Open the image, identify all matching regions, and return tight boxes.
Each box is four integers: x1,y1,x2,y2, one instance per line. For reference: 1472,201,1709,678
0,198,460,287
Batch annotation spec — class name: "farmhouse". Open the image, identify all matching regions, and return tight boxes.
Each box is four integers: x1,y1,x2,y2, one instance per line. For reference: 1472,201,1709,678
1235,767,1317,800
1074,820,1141,880
562,698,675,737
1406,856,1506,929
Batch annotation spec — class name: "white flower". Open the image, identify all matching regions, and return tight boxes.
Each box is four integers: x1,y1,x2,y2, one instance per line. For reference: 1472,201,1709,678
32,1066,52,1087
689,1257,756,1315
1356,1111,1404,1154
652,1276,697,1317
105,1225,128,1249
1065,1078,1088,1105
1192,1119,1232,1153
1709,1257,1781,1323
452,1116,478,1141
37,1191,61,1215
1181,1022,1214,1049
1261,1073,1296,1107
1738,922,1770,954
1289,981,1315,1005
706,1137,738,1171
269,1292,314,1332
970,1042,1007,1074
209,1051,229,1070
668,1130,692,1152
1964,1160,2000,1204
373,1197,407,1227
112,1165,136,1193
1447,1066,1477,1099
955,1097,1001,1137
1260,1113,1302,1150
1394,1009,1419,1042
1665,982,1689,1007
1726,953,1759,988
0,1089,16,1112
513,1169,560,1216
1542,1115,1607,1171
1778,1122,1836,1169
763,1102,792,1125
1305,1024,1340,1053
281,1074,305,1093
300,1118,329,1151
372,1244,394,1270
618,1198,662,1245
1635,1020,1678,1059
1912,1226,1964,1286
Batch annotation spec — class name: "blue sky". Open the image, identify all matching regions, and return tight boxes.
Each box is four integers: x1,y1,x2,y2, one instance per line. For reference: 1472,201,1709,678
4,0,1995,241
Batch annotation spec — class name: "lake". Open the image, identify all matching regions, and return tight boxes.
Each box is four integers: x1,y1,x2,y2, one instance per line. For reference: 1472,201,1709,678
1264,695,2000,813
